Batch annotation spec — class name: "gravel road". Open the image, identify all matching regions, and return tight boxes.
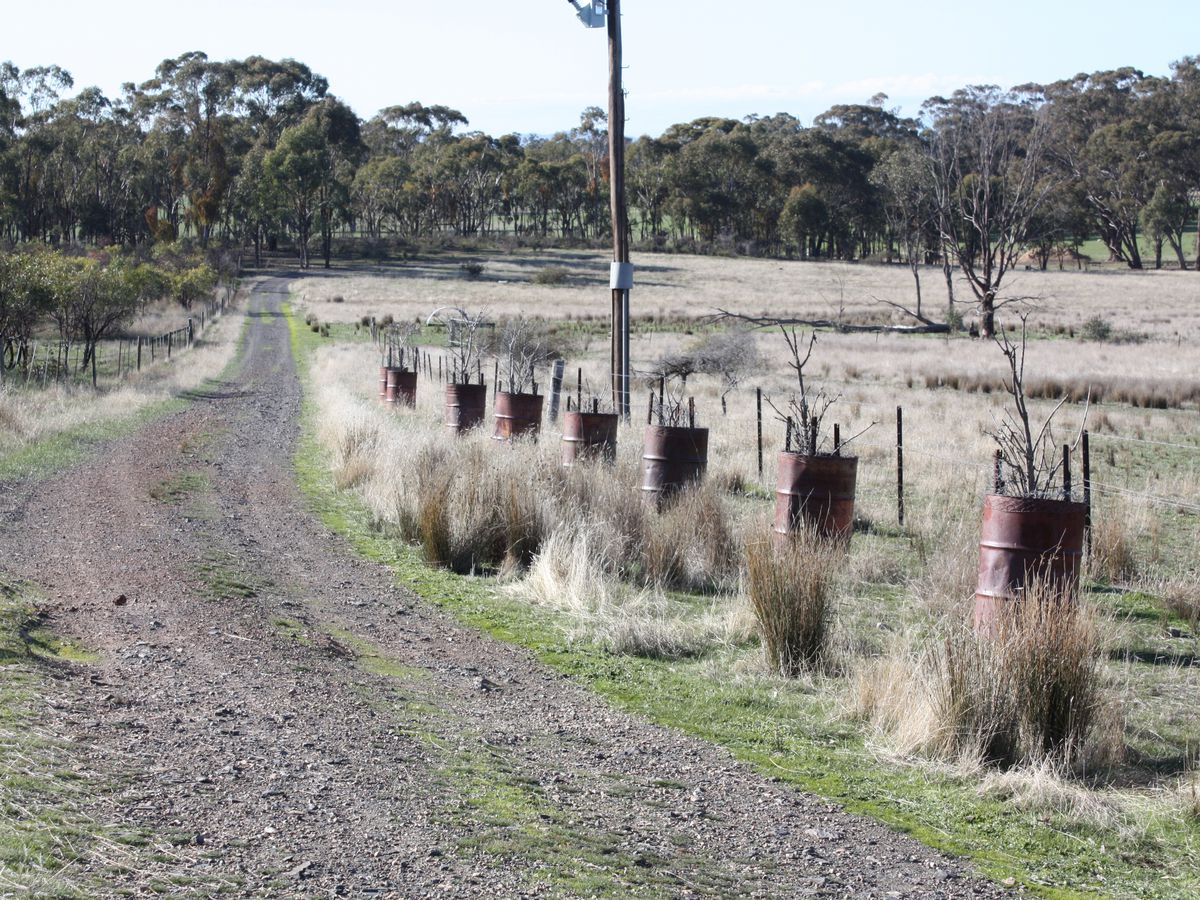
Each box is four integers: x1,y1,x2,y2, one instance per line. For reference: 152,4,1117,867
0,279,1009,897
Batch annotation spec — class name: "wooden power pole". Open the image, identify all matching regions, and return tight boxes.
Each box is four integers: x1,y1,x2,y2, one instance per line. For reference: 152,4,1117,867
607,0,631,420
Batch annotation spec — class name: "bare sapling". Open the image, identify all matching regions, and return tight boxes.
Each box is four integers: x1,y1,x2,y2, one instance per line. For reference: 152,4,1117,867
566,372,611,414
497,317,553,395
429,306,490,385
382,320,420,371
991,314,1086,498
764,326,874,456
645,372,699,429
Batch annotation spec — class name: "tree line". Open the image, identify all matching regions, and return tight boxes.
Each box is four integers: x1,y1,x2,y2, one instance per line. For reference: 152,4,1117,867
1,53,1198,326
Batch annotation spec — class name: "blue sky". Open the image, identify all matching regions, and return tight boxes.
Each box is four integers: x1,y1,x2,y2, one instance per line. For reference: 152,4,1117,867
5,1,1196,137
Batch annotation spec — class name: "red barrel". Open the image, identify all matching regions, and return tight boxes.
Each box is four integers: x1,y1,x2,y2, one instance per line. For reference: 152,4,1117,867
385,368,417,408
561,411,619,466
773,452,858,541
444,383,487,434
378,365,389,403
493,391,544,442
640,425,708,504
975,493,1087,632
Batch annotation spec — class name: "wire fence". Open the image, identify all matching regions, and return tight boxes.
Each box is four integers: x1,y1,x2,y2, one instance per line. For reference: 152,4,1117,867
0,290,234,390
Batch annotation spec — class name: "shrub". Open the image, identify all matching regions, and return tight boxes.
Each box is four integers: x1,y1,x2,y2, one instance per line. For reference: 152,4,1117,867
332,294,345,304
745,532,840,676
460,262,484,278
1080,316,1113,342
533,267,569,285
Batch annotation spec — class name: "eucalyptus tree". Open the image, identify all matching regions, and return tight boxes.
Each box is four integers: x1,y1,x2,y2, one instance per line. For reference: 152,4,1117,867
871,142,937,316
924,86,1054,338
132,52,240,247
626,136,671,241
1,63,74,240
1039,68,1166,269
265,98,363,268
235,56,329,144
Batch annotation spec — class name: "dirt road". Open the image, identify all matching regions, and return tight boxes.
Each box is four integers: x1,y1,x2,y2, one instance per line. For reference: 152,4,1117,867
0,279,1005,897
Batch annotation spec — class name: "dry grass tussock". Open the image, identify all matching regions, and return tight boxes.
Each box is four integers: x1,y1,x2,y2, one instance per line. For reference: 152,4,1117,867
852,580,1110,770
1087,496,1145,586
0,305,244,460
745,532,842,676
516,522,739,659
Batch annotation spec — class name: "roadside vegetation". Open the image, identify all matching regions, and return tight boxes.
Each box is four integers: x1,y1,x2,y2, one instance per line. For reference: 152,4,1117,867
288,254,1200,897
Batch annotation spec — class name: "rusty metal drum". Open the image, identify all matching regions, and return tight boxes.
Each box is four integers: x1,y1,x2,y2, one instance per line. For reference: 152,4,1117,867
773,452,858,541
561,411,618,466
379,365,389,402
640,425,708,504
493,391,544,442
975,493,1087,631
444,382,487,434
385,368,417,408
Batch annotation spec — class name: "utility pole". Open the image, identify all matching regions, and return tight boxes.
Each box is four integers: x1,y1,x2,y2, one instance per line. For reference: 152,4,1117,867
607,0,631,420
565,0,631,419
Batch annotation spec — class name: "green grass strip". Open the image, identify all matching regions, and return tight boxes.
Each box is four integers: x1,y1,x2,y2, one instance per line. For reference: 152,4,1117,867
284,303,1199,900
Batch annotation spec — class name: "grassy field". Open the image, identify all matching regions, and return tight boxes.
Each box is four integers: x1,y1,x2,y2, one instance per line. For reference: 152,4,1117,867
287,250,1200,899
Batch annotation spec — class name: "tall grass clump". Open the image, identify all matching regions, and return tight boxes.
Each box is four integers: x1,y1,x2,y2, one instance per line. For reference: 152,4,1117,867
1088,499,1141,585
854,581,1106,768
519,523,728,659
745,532,841,676
642,481,741,592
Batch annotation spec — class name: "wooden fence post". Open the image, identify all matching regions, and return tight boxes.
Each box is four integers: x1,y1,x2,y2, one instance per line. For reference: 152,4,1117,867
896,406,905,527
1082,430,1091,557
548,359,565,423
1062,444,1071,499
756,387,763,482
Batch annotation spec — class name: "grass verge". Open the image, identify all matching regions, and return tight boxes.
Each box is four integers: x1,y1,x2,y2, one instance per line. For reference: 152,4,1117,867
0,576,99,896
285,303,1200,900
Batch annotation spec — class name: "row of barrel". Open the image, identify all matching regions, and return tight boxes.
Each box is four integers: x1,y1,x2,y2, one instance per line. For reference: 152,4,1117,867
376,363,858,525
378,364,1086,635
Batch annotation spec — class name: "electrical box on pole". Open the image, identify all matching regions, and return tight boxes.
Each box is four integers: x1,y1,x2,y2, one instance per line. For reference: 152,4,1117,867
567,0,607,28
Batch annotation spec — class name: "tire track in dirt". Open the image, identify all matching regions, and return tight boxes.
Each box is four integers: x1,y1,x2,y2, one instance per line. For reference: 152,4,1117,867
0,278,1007,897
